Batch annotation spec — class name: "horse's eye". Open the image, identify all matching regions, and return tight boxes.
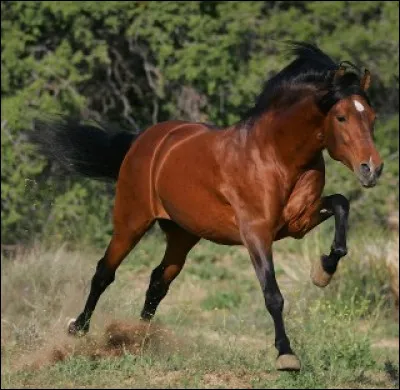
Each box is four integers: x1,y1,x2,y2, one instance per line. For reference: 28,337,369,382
336,115,346,123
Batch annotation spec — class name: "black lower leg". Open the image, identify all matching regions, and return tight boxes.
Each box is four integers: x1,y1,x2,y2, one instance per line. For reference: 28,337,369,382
140,265,169,321
265,281,293,356
72,258,115,333
252,249,293,357
321,194,349,275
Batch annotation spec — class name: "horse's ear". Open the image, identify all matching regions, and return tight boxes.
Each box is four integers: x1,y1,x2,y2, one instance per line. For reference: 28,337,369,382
333,65,346,83
360,68,371,91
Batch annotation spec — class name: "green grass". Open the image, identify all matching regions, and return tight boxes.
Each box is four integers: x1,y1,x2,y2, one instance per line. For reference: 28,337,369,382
1,225,398,388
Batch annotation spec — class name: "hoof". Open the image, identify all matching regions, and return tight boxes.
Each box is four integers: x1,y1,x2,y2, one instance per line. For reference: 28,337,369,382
311,256,333,288
276,354,301,371
67,318,87,337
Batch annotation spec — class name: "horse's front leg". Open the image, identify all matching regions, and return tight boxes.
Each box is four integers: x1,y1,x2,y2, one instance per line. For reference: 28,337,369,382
277,193,350,287
310,194,350,287
241,223,301,371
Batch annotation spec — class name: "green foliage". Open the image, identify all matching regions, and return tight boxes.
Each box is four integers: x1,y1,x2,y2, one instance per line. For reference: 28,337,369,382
201,290,242,310
1,1,398,247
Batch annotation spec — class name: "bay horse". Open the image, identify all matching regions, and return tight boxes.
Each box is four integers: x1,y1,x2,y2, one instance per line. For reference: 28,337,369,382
32,42,383,371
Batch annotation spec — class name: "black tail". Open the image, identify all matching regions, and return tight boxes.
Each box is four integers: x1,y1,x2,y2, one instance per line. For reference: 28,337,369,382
30,116,137,181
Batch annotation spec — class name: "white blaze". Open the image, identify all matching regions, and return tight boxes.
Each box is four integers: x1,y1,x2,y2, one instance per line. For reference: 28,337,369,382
354,99,365,112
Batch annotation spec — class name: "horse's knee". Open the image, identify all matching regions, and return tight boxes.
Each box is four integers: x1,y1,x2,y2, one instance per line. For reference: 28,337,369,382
334,194,349,210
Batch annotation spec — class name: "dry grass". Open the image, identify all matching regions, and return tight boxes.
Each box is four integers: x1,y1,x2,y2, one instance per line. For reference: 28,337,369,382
1,228,399,388
386,237,399,312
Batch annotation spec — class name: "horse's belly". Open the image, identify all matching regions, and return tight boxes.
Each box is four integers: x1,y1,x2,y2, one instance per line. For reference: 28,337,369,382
160,194,242,245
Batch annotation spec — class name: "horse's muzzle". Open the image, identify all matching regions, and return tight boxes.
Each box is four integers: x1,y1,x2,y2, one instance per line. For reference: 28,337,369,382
356,161,384,188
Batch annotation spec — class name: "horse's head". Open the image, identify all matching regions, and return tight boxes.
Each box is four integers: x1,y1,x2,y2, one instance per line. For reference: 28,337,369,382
322,67,383,188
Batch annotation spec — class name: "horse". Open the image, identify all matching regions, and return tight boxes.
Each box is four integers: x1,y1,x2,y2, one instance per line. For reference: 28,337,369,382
31,42,384,371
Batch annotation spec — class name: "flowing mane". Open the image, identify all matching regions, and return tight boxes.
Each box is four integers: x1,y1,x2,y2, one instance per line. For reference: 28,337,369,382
240,41,371,126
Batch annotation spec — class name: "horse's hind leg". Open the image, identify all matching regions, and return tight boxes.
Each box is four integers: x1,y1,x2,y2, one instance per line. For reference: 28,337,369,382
140,220,200,321
68,216,154,336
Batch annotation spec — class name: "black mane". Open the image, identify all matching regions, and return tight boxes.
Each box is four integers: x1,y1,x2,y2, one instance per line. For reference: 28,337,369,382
240,41,370,125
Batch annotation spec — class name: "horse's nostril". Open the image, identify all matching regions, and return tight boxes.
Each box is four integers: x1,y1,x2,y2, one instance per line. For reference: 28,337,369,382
360,163,371,176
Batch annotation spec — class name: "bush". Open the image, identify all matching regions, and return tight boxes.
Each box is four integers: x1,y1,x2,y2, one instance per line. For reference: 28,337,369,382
1,1,398,247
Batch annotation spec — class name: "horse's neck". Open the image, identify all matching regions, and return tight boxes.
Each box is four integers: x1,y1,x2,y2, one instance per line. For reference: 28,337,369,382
252,100,325,170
